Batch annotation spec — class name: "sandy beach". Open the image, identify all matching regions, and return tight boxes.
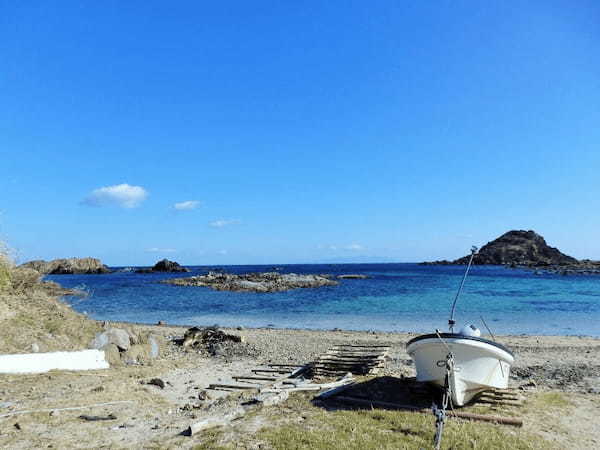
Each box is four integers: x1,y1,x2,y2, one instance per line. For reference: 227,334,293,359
1,321,599,449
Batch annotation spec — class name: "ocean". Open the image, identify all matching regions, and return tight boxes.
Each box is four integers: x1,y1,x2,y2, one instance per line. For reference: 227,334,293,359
48,263,600,337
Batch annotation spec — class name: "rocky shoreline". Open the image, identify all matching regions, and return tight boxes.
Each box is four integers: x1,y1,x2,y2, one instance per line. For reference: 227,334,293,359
162,271,338,292
19,257,110,274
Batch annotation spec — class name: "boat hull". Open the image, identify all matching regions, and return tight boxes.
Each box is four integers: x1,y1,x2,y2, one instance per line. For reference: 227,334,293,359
406,334,514,406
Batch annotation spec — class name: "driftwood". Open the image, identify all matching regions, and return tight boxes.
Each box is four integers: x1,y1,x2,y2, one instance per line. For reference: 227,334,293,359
208,383,260,390
0,401,134,419
315,381,357,400
79,414,117,421
332,396,523,427
185,406,246,436
233,375,278,382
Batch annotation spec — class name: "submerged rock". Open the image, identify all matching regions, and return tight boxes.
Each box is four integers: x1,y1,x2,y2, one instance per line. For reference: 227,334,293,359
19,257,110,274
162,271,338,292
337,274,368,279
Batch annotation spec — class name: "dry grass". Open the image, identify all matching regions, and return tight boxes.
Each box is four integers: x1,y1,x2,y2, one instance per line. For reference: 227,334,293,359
0,240,101,354
0,243,13,292
193,392,551,450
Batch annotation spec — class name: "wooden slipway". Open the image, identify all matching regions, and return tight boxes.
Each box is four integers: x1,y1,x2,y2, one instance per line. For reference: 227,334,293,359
0,349,109,374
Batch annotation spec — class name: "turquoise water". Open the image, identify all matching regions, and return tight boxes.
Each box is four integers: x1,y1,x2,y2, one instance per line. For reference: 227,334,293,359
48,264,600,336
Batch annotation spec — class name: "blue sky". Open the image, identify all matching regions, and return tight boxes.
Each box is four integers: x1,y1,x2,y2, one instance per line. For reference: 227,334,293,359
1,1,599,265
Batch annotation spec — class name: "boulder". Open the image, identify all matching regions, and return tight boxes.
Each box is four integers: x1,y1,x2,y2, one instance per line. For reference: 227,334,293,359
100,343,122,366
90,328,131,351
19,258,110,275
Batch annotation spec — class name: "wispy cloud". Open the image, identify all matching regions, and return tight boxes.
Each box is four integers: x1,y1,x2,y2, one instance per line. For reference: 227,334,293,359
145,247,177,253
173,200,201,210
217,249,228,255
319,243,365,251
209,219,240,228
82,183,148,208
344,243,364,251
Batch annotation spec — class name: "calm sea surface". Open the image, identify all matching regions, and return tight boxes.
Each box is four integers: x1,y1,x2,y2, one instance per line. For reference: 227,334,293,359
48,264,600,337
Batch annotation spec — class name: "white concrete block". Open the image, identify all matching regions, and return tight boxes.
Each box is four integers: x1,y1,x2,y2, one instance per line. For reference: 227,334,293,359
0,349,109,374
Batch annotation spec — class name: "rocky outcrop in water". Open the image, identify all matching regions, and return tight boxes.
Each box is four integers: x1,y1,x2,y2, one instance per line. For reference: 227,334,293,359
136,259,190,273
464,230,576,265
421,230,600,275
19,257,110,274
162,271,338,292
423,230,578,266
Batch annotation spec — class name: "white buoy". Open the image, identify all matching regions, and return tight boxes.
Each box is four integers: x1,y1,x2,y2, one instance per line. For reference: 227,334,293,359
459,324,481,337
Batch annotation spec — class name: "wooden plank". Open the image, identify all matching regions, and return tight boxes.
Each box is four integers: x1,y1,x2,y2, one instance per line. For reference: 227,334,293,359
315,382,356,400
332,396,523,427
251,369,293,374
314,362,382,367
258,365,310,393
186,406,246,436
321,353,387,359
207,383,259,390
316,357,385,363
267,363,303,367
233,376,278,382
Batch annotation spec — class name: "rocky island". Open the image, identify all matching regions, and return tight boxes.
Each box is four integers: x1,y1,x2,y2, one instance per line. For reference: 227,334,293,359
19,257,111,274
162,271,338,292
135,259,190,273
424,230,600,274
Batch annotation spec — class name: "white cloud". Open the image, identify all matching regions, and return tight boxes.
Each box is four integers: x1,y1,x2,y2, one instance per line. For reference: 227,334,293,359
82,183,148,208
173,200,201,210
217,249,228,255
145,247,177,253
209,219,240,228
344,243,364,251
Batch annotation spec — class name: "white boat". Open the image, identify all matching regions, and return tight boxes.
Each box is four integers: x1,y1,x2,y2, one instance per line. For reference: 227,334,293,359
406,330,514,406
406,246,515,406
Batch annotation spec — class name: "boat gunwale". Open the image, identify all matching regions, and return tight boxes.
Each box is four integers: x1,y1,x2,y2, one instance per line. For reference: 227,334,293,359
405,333,515,358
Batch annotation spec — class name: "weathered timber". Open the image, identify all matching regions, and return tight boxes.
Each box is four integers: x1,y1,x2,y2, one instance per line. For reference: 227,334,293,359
251,369,293,374
233,376,278,382
207,383,260,390
185,407,246,436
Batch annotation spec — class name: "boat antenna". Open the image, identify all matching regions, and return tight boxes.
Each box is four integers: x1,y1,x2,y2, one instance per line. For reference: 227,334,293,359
448,246,478,333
